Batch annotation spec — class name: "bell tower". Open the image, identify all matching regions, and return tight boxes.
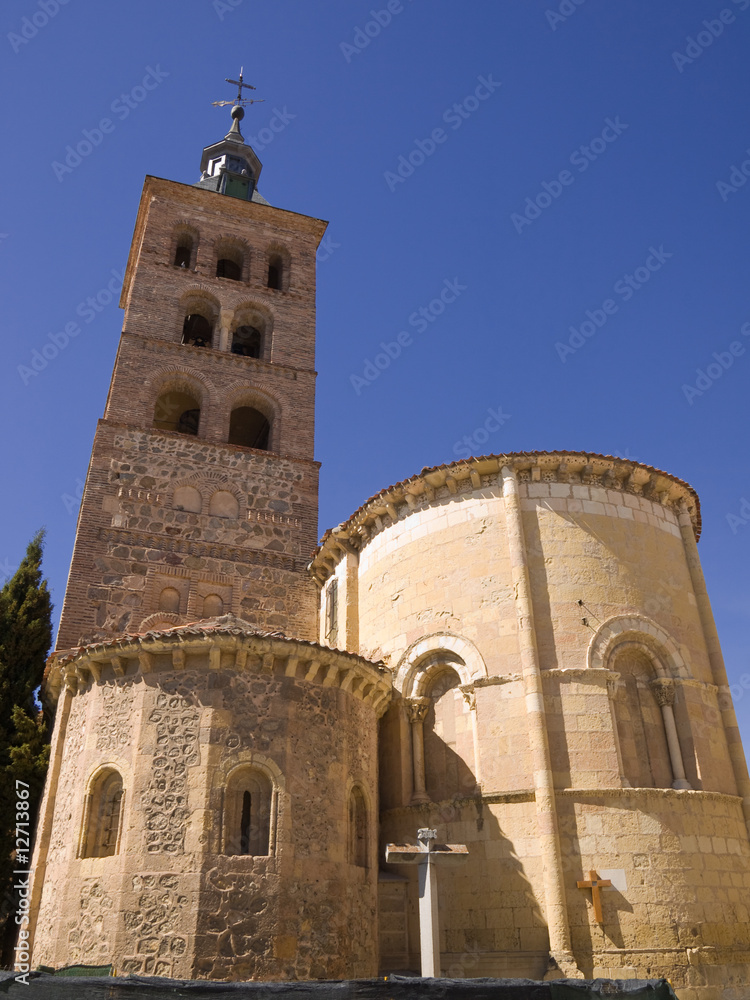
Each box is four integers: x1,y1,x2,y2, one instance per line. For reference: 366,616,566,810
56,87,326,649
30,80,390,982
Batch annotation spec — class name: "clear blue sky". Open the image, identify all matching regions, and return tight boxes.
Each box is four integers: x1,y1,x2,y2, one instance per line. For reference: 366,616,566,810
2,1,750,743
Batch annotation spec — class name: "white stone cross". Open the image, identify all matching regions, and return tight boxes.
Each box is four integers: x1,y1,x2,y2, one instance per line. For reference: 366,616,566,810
385,828,469,978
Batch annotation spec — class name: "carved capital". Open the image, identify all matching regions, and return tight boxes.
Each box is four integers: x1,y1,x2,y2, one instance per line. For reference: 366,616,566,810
651,678,675,707
405,697,430,725
460,685,477,711
605,671,621,700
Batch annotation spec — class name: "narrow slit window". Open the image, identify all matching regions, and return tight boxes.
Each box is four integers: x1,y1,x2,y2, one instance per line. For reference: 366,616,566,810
224,768,273,857
240,791,252,855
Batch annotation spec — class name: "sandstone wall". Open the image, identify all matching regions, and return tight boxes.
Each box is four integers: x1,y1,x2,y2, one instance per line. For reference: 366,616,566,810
312,453,750,994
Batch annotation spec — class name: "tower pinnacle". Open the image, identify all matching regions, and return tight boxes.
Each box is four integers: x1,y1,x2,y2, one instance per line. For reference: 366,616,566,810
198,69,267,202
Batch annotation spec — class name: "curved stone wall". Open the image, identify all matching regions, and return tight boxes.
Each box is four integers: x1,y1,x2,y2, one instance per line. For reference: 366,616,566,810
312,452,750,991
29,619,390,981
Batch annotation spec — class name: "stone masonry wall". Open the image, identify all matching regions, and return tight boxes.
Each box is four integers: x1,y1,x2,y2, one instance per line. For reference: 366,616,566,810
31,637,385,981
57,175,326,652
56,423,319,649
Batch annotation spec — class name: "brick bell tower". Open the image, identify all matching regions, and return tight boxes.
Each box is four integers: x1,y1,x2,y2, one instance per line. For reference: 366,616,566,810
29,82,391,981
56,93,325,650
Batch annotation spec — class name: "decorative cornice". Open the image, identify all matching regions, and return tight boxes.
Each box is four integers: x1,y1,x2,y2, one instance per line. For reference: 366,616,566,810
99,526,309,574
541,668,619,683
381,788,536,817
474,674,522,688
125,332,314,383
309,451,700,583
97,419,321,472
45,615,391,716
556,787,742,803
381,785,744,813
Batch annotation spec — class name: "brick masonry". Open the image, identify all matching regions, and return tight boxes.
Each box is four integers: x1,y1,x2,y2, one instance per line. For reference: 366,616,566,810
56,175,326,650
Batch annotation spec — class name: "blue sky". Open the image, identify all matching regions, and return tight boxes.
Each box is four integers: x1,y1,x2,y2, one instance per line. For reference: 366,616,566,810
2,0,750,743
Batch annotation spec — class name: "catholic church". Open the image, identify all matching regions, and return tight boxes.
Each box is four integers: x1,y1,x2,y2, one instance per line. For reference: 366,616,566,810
26,81,750,997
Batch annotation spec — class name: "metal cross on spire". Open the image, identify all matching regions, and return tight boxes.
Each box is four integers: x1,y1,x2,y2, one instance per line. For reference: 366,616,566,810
211,67,265,108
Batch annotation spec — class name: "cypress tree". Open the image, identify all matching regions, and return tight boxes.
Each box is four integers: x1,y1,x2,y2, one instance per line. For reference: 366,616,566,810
0,531,53,967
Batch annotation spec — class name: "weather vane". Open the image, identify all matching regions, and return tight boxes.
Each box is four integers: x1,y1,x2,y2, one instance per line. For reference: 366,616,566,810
211,67,265,108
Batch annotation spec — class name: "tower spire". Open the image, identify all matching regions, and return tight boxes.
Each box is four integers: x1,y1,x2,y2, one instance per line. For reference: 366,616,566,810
198,68,267,202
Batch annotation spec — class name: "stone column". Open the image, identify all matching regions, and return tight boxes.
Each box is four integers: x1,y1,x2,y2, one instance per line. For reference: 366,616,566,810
605,673,630,788
407,698,431,805
677,501,750,831
461,685,482,790
218,308,233,352
500,466,581,979
650,678,691,790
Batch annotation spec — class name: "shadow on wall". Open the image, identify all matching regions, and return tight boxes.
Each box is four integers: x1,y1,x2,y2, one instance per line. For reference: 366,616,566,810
379,717,551,979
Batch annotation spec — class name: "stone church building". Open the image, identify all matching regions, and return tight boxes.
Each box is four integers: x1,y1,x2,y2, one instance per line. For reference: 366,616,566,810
26,101,750,997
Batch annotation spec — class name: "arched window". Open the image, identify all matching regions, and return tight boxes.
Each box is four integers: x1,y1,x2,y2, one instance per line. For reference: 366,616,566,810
174,237,192,269
153,390,201,436
223,768,273,856
81,770,124,859
182,313,213,349
231,326,262,358
159,587,181,614
216,244,244,281
611,646,673,789
203,594,224,617
267,254,283,290
209,490,240,519
217,258,242,281
173,485,202,513
349,787,368,868
423,667,477,801
228,406,270,450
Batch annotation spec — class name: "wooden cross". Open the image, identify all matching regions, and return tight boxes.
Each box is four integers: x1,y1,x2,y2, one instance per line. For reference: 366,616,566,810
577,870,612,923
385,828,469,978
